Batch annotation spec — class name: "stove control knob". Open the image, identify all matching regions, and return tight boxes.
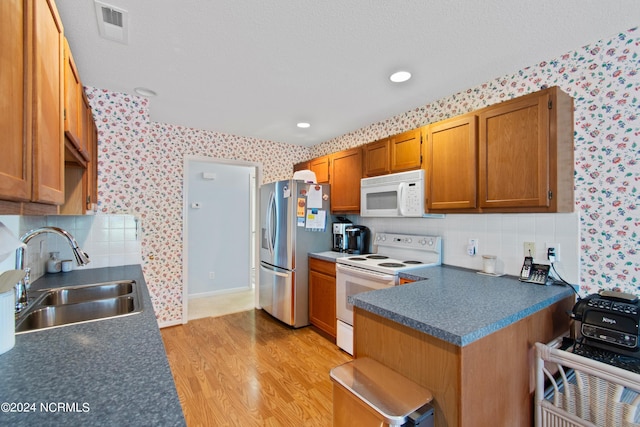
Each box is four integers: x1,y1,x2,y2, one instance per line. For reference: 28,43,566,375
419,239,427,246
406,238,412,243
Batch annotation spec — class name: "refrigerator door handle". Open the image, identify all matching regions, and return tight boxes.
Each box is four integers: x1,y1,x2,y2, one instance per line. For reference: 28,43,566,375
260,263,289,278
265,191,275,255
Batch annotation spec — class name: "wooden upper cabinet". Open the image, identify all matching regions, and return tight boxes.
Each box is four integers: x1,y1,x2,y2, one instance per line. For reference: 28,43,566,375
293,161,309,172
0,0,31,203
330,147,362,213
87,107,98,209
390,128,422,172
478,86,574,212
362,138,390,177
309,155,330,184
425,114,478,211
363,129,422,177
63,37,89,163
32,0,65,205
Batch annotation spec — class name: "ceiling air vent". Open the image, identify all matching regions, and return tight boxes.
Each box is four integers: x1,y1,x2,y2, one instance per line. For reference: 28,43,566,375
94,1,128,44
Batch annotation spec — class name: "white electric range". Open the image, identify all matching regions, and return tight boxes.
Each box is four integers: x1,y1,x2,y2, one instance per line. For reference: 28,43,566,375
335,233,442,354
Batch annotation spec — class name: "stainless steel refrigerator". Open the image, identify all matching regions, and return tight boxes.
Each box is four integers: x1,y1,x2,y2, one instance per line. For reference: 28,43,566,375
259,179,332,327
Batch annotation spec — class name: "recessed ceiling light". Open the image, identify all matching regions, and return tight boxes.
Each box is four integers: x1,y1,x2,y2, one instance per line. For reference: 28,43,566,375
297,122,311,129
134,87,157,97
389,71,411,83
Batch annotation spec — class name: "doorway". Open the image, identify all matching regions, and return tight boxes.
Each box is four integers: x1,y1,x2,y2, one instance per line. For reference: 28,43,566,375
182,156,260,322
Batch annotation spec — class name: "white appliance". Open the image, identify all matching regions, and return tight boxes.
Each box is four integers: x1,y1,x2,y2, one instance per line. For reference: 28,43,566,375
360,169,425,217
335,233,442,354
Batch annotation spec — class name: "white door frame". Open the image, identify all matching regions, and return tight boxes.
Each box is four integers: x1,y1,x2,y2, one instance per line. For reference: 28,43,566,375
182,155,262,323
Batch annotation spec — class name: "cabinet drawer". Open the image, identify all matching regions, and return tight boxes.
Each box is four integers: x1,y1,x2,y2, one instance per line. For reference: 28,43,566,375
309,257,336,277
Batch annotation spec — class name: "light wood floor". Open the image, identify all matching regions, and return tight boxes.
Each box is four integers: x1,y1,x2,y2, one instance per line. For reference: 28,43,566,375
161,309,352,426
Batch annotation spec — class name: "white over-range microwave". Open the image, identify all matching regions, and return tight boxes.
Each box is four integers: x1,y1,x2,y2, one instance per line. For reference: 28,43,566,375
360,169,425,217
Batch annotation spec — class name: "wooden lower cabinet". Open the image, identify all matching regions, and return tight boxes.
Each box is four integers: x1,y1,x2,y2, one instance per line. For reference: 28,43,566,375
353,295,574,427
308,257,337,339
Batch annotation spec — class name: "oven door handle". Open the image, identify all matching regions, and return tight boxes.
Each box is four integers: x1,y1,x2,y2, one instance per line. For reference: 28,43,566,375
336,263,396,282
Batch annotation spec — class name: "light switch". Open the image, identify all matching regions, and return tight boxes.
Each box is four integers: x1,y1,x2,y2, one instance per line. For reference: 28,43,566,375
202,172,216,180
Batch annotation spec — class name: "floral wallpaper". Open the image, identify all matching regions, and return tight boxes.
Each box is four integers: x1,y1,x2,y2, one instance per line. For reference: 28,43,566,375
88,27,639,324
86,88,309,324
313,27,640,295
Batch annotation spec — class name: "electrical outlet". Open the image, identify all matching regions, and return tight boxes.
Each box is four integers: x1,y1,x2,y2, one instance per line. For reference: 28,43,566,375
209,272,215,280
523,242,536,258
467,238,478,256
546,243,560,262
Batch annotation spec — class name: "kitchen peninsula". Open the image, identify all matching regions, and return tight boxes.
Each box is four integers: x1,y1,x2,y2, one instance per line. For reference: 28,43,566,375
0,266,184,427
350,265,575,427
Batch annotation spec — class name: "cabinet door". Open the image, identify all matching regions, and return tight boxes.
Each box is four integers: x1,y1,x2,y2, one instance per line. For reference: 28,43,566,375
478,91,550,209
309,155,330,184
390,128,422,172
32,0,64,204
308,258,336,338
0,0,31,202
425,115,478,210
330,147,362,213
63,38,90,163
63,39,80,150
87,108,98,209
362,138,389,177
293,161,309,172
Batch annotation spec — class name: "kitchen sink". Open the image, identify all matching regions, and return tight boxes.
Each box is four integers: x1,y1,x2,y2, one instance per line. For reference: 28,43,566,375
15,280,143,334
39,281,135,305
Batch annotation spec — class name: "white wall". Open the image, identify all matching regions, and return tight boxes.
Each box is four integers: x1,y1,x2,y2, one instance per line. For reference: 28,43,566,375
348,211,580,286
185,159,253,297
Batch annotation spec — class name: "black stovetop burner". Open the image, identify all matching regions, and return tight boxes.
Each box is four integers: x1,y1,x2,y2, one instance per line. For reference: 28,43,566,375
378,262,405,268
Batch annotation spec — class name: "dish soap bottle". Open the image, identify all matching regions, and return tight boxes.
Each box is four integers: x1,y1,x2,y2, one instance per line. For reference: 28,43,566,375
46,252,61,273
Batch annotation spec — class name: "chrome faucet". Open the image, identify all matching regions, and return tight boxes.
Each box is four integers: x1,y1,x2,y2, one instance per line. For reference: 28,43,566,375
15,226,90,312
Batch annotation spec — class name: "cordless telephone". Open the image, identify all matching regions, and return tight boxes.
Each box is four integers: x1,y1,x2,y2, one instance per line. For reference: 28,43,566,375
519,257,550,285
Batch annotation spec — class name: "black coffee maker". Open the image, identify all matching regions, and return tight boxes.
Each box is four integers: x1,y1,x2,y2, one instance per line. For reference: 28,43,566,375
345,225,370,254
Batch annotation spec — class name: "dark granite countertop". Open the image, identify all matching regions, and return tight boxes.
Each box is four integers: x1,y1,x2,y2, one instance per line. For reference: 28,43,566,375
352,265,575,347
0,265,185,427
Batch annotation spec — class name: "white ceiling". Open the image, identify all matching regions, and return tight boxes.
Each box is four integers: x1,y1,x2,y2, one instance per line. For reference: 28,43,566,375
56,0,640,147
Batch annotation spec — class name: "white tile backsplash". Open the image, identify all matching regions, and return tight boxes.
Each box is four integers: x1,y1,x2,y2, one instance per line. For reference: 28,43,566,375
0,214,141,282
348,211,581,285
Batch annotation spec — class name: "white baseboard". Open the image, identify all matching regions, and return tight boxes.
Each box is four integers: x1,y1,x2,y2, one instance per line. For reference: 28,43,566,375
158,319,183,328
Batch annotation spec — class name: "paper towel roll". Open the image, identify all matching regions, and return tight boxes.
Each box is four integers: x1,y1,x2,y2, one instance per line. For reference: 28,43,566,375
0,222,25,263
0,290,15,355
